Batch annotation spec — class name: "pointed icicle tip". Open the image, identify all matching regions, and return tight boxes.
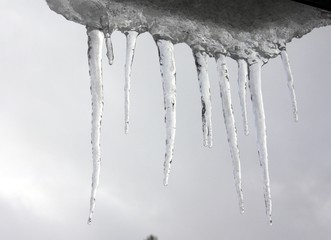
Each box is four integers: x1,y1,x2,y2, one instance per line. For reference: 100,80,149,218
237,59,249,136
156,39,177,186
105,32,114,66
248,60,272,222
87,28,105,224
193,50,213,148
280,50,299,122
87,215,92,225
215,53,244,214
124,31,139,134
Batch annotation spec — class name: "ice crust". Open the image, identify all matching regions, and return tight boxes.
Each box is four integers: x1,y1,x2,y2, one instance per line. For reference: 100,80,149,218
46,0,331,63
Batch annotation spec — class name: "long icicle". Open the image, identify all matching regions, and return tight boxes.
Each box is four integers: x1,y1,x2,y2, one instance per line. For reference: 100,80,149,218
237,59,249,135
248,61,272,224
156,39,177,186
280,50,299,122
105,32,114,66
215,53,244,214
124,31,139,134
193,50,213,147
87,28,104,225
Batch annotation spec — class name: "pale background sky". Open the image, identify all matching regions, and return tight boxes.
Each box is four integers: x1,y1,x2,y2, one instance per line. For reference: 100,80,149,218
1,1,331,239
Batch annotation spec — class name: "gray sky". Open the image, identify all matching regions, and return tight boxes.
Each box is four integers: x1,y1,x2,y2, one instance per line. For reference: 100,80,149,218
1,1,331,239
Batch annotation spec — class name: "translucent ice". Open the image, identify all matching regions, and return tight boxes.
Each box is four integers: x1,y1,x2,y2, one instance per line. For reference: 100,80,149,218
105,32,114,66
281,50,299,122
87,28,104,224
215,53,244,214
193,50,213,147
156,39,177,186
45,0,331,224
249,61,272,224
237,59,249,135
124,31,138,134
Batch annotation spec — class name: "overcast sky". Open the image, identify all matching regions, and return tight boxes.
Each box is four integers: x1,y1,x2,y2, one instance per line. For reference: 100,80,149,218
1,1,331,240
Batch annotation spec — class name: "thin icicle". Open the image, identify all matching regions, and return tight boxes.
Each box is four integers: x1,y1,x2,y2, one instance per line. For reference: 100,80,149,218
237,59,249,135
156,39,177,186
248,61,272,224
105,33,114,66
87,28,104,225
215,53,244,214
280,50,299,122
193,50,213,147
124,31,138,134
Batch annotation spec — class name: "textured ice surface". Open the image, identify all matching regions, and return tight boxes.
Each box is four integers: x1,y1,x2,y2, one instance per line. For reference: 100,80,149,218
215,53,244,214
281,50,299,122
156,39,177,186
249,61,272,224
193,50,213,147
105,33,114,65
124,31,138,134
86,28,104,224
45,0,331,223
46,0,331,63
237,59,249,136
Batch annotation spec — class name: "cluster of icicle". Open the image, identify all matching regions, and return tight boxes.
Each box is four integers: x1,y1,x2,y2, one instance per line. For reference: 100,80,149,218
86,27,298,225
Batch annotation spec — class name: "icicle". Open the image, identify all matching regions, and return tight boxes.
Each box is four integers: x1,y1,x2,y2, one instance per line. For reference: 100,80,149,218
193,50,213,147
156,39,177,186
215,53,244,214
105,33,114,66
248,61,272,224
237,59,249,135
124,31,138,134
86,28,104,225
280,50,299,122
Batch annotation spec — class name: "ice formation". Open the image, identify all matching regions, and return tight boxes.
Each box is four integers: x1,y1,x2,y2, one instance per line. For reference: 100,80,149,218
280,49,299,122
124,31,138,134
87,28,104,224
237,59,249,136
215,53,243,214
45,0,331,224
105,33,114,65
156,39,177,186
249,61,272,224
193,50,213,148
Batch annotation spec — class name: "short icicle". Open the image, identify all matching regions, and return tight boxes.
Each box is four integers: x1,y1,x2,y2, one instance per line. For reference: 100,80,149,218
248,60,272,224
105,32,114,66
280,50,299,122
124,31,139,134
237,59,249,135
193,50,213,147
215,53,244,214
156,39,177,186
87,28,105,225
